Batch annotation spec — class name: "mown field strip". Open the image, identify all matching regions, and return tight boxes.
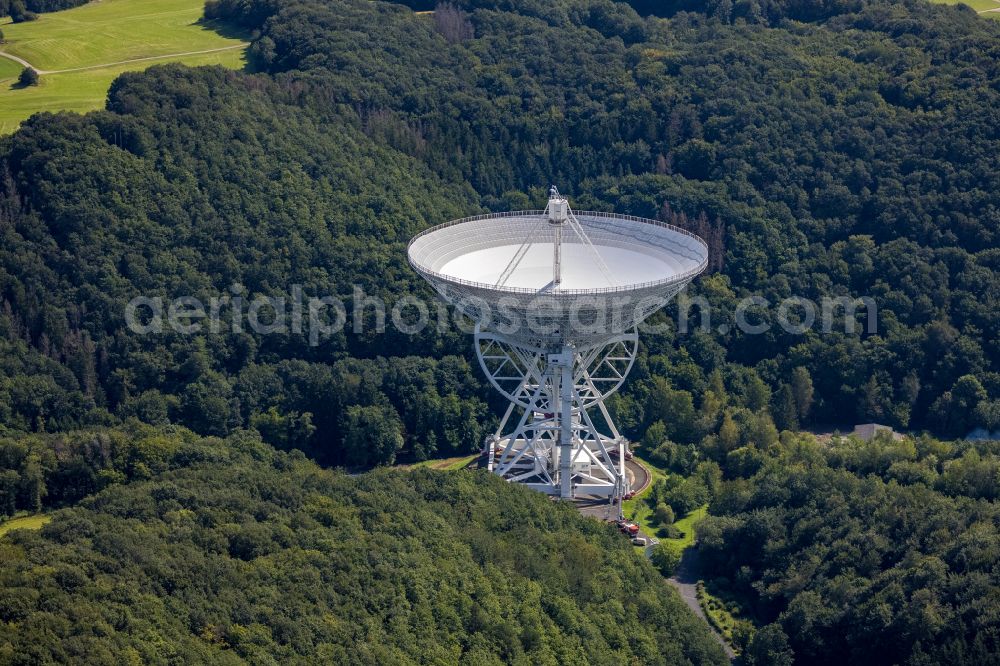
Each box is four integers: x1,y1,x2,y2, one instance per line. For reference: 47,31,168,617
0,0,249,134
0,47,247,134
1,0,247,70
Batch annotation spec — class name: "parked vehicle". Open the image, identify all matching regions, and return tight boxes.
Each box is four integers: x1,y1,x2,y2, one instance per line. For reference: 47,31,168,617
613,520,641,537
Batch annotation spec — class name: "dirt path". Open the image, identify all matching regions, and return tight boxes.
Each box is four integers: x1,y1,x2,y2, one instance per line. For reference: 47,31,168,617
0,50,33,71
0,43,248,75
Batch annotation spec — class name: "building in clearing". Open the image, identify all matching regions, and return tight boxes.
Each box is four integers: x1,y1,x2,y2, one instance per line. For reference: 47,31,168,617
853,423,904,442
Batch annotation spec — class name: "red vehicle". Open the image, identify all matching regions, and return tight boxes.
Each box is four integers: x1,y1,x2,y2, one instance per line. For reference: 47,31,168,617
616,521,640,536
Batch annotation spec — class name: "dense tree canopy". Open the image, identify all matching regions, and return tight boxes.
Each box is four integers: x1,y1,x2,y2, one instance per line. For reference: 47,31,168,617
0,0,998,464
0,0,87,18
698,431,1000,665
0,427,726,665
1,0,1000,661
0,63,492,464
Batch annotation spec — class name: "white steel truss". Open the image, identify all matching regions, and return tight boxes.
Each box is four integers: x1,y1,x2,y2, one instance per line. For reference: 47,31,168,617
477,324,638,506
494,187,615,290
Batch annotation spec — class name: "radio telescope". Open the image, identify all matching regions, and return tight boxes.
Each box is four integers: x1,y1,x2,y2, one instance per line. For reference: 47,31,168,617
408,188,708,508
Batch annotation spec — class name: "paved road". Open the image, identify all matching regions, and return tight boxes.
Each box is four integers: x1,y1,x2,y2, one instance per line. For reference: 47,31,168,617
465,454,736,660
662,548,736,661
575,458,650,521
626,458,651,496
574,458,735,662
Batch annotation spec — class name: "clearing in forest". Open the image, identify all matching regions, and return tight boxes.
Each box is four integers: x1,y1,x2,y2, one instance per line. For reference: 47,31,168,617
0,0,248,133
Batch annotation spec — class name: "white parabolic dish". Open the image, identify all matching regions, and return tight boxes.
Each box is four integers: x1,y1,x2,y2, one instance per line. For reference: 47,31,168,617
408,209,709,346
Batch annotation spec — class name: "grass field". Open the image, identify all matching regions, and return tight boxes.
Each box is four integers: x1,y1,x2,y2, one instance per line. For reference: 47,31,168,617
0,0,249,133
660,504,708,555
621,457,708,553
622,456,670,529
406,454,479,471
1,0,248,70
930,0,1000,16
0,55,21,80
0,513,51,537
0,48,245,134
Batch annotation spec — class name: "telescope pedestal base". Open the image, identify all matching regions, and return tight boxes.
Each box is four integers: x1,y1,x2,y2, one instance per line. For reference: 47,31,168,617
476,327,637,509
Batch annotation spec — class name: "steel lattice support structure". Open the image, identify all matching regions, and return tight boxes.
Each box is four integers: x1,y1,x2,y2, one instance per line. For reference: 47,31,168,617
476,324,638,502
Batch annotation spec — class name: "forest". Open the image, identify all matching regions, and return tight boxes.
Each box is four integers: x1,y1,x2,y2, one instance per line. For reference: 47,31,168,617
0,425,726,664
0,0,87,21
0,0,999,661
1,0,998,463
638,427,1000,664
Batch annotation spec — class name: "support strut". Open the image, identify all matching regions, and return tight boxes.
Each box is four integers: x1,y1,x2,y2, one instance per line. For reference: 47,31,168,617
475,325,638,505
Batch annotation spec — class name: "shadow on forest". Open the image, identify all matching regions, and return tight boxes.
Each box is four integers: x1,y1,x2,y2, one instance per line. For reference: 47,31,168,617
194,17,254,42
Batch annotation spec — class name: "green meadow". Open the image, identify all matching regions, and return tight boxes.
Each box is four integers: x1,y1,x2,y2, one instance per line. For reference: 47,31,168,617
0,513,51,537
930,0,1000,16
0,54,20,79
0,0,248,133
